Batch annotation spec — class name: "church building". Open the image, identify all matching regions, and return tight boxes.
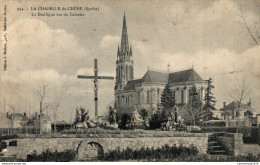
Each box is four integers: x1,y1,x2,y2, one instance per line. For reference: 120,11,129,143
114,14,207,115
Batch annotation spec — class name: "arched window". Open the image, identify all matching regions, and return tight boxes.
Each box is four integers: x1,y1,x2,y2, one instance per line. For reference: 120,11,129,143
157,89,160,103
181,89,184,104
147,90,150,104
122,95,124,106
126,65,128,81
197,88,201,99
129,66,133,80
138,91,141,104
189,89,192,102
172,91,175,100
120,66,123,80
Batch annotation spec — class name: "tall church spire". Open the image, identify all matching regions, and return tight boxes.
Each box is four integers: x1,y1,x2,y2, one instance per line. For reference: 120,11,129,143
120,13,129,54
115,13,134,93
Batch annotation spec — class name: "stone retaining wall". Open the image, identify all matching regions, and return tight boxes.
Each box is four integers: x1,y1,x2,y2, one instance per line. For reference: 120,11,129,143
7,133,209,160
217,133,260,156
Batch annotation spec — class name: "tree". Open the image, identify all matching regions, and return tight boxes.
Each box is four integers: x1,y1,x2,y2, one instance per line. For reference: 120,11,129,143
74,107,89,124
139,109,148,121
239,5,259,45
32,81,50,134
183,86,203,126
149,111,164,129
52,89,63,133
228,78,251,132
159,82,175,119
202,77,216,123
119,113,131,129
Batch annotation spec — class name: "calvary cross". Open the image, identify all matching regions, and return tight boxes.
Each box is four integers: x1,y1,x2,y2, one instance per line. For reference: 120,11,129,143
78,59,114,121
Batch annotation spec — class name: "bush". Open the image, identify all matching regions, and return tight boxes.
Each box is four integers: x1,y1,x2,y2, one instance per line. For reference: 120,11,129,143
103,144,198,161
175,153,260,162
118,114,131,129
0,134,18,140
243,127,259,144
27,149,76,162
149,113,163,129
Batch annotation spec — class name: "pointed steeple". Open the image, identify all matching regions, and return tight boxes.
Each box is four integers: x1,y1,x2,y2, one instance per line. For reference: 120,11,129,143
129,45,132,56
117,44,120,56
120,12,129,54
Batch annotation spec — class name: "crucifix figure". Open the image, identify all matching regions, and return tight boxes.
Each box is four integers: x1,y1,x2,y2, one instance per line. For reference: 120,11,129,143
78,59,114,121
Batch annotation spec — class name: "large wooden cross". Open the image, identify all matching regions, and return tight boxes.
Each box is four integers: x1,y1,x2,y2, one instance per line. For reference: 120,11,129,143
78,59,114,121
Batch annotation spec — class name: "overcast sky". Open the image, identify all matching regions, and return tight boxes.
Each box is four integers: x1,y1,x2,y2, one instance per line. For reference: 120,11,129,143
0,0,260,122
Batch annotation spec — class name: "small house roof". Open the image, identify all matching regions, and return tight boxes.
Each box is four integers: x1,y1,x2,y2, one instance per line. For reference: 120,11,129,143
220,101,254,111
8,113,29,122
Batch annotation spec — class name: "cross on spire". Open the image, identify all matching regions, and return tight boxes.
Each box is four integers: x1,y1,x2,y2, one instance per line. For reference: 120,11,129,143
78,59,114,121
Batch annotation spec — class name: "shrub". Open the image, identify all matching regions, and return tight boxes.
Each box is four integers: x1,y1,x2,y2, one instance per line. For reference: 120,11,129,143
149,113,163,129
174,153,260,162
27,149,76,162
0,134,18,140
118,113,131,129
103,144,198,161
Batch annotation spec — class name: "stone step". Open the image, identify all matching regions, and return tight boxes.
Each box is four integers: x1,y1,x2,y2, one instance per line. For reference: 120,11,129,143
208,141,220,145
209,145,225,149
207,134,228,156
209,150,226,153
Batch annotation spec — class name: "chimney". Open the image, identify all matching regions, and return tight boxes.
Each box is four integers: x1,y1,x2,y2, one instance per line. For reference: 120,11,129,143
6,112,9,118
24,113,26,117
248,98,251,106
223,102,226,108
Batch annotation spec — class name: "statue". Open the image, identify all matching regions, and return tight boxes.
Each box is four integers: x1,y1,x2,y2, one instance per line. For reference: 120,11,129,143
173,105,178,123
107,107,118,129
131,107,144,126
112,108,117,124
169,111,174,121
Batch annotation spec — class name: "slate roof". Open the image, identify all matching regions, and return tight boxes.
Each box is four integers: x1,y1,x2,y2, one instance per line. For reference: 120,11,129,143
124,69,204,91
142,70,168,83
169,69,204,83
124,79,142,90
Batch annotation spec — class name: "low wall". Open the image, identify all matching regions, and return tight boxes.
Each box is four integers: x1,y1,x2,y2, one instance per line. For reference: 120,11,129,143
218,133,260,156
6,133,209,160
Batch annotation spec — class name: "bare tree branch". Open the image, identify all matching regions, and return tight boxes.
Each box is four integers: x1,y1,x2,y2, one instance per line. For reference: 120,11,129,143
255,23,260,39
239,5,259,45
52,88,63,133
227,76,251,133
32,80,51,134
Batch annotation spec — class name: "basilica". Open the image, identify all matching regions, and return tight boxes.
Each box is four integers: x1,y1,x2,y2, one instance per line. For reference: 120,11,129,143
114,14,207,115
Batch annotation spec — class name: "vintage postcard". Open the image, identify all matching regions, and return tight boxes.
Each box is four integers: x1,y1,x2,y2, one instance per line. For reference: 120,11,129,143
0,0,260,163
